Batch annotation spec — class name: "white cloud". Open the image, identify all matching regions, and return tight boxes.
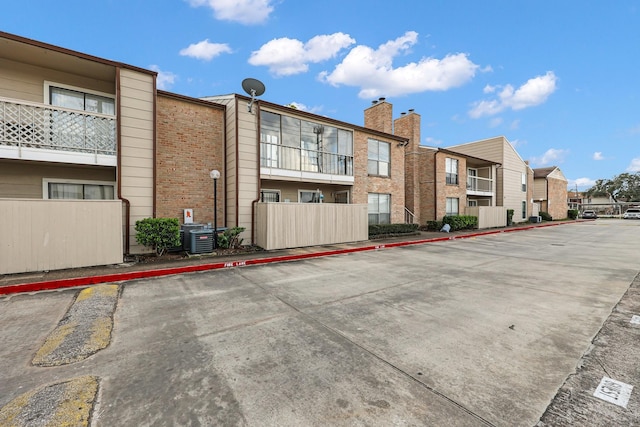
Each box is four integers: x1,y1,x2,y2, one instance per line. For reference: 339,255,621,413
249,33,355,76
149,65,177,90
531,148,568,166
469,71,558,118
319,31,479,98
483,84,496,94
627,157,640,172
510,138,525,148
593,151,604,160
286,102,323,114
179,39,232,61
568,177,596,189
187,0,274,25
489,117,503,128
509,119,520,130
424,136,443,146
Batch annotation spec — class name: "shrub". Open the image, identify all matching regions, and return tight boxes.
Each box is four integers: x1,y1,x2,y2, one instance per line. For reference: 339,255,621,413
442,215,478,231
217,227,246,249
135,217,181,256
539,211,553,221
507,209,514,226
369,223,419,238
568,209,579,220
423,220,443,231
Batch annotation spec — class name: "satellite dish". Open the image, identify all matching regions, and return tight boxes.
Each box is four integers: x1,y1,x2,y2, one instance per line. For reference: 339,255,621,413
242,78,266,113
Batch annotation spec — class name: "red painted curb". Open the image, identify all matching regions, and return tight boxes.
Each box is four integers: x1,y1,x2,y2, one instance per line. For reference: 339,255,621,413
0,221,576,296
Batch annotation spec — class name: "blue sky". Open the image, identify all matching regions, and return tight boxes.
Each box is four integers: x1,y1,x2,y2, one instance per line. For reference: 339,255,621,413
3,1,639,189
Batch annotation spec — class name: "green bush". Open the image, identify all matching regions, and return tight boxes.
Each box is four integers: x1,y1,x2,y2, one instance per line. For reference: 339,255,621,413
423,220,443,231
442,215,478,231
507,209,515,226
369,223,419,238
217,227,246,249
135,217,181,256
539,211,553,221
568,209,579,220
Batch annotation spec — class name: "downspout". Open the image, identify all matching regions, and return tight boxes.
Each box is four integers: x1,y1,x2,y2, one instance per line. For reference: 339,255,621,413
115,66,131,255
251,100,261,245
433,151,438,221
152,73,157,218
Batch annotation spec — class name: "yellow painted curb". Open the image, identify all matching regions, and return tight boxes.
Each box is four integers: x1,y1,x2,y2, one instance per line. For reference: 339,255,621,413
0,376,99,427
33,284,119,366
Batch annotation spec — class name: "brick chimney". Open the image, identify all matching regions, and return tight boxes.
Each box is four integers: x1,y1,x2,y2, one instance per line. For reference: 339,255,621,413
394,110,422,223
364,97,393,134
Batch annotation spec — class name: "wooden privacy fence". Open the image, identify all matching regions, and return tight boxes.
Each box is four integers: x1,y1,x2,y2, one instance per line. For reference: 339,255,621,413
255,203,369,250
0,199,123,275
466,206,507,229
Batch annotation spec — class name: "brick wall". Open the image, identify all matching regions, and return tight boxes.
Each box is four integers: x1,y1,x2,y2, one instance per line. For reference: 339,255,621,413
156,94,225,226
364,99,393,134
352,130,405,224
547,177,569,219
394,112,421,222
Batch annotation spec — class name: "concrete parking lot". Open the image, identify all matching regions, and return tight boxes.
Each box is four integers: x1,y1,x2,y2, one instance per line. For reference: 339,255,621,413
1,220,639,426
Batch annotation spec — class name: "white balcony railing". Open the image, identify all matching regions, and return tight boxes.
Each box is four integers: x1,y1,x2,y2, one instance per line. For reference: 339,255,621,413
260,142,353,176
0,97,116,156
467,175,493,193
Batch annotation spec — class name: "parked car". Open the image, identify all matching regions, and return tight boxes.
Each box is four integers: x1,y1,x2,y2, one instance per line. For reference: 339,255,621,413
582,210,598,219
623,208,640,219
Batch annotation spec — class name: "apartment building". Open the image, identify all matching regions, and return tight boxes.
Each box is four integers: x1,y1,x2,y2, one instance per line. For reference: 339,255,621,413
0,28,409,274
532,166,568,220
200,94,408,250
446,136,535,223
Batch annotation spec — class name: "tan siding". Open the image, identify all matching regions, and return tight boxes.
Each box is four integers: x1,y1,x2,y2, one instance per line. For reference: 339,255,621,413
118,68,154,253
0,199,122,274
0,58,114,103
0,160,115,198
533,179,547,200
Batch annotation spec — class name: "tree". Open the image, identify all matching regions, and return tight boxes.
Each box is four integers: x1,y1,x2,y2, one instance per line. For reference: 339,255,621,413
585,172,640,202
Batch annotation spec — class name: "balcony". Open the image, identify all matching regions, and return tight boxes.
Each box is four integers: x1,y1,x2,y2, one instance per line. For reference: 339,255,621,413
260,142,354,184
467,175,494,196
0,97,116,166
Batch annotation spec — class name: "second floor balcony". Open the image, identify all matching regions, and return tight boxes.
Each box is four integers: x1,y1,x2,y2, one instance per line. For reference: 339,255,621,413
0,97,116,166
467,174,494,196
260,141,354,184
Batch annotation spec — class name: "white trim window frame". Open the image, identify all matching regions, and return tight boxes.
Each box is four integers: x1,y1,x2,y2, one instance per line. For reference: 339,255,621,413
367,139,390,177
446,158,459,185
368,193,391,224
335,190,350,204
446,197,459,216
43,178,116,200
44,81,116,116
298,189,322,203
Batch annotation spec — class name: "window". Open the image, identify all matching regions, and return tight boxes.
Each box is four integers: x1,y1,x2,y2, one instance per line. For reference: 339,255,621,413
44,179,115,200
468,200,478,207
368,193,390,224
446,158,459,185
335,191,349,204
260,189,280,202
299,190,322,203
49,85,115,115
368,139,390,177
522,201,527,219
446,198,459,216
522,173,527,192
260,111,353,175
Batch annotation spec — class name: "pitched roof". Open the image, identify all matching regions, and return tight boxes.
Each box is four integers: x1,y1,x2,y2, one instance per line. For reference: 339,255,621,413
533,166,558,178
